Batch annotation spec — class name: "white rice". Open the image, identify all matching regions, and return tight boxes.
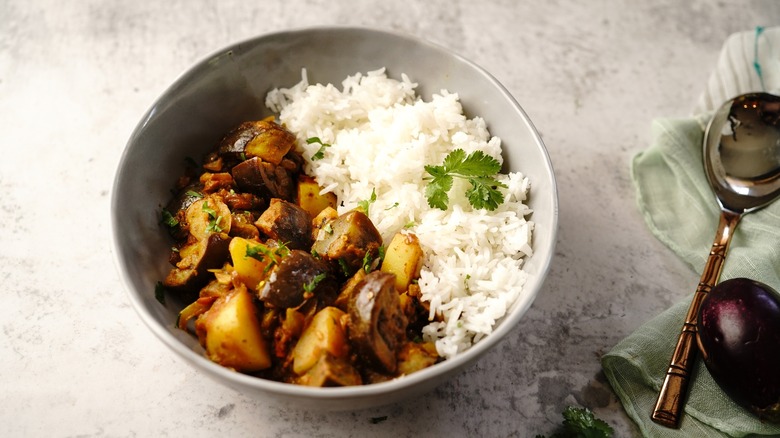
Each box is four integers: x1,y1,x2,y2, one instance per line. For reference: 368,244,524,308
266,68,533,358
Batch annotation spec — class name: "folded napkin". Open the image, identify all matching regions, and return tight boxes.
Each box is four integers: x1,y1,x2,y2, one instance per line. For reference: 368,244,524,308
602,27,780,437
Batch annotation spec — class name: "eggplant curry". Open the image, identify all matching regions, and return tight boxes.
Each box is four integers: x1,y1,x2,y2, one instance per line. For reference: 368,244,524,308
159,119,439,386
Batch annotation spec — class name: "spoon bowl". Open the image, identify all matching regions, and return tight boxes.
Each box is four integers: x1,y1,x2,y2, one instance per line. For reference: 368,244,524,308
652,92,780,428
704,93,780,212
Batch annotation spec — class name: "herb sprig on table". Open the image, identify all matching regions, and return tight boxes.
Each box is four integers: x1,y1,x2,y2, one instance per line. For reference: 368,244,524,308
536,406,613,438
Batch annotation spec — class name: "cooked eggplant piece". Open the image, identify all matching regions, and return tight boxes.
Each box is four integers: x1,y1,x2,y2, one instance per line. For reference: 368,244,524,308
347,271,408,373
255,198,312,250
311,210,383,277
185,195,232,240
222,190,265,212
231,157,297,202
163,233,231,293
229,212,260,240
195,284,271,373
199,172,234,194
162,184,204,241
296,354,362,387
257,249,335,309
217,120,296,165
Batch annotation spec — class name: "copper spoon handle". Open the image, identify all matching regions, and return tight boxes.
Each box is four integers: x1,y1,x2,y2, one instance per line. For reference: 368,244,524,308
651,209,742,428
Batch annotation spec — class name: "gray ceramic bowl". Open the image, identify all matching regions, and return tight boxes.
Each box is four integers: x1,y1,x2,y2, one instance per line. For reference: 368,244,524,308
112,26,558,410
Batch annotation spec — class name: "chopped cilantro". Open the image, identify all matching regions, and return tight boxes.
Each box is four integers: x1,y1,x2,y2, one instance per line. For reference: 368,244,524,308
186,190,204,199
307,137,331,161
404,221,416,229
357,188,377,215
303,273,327,293
202,201,217,218
385,202,399,211
161,208,179,228
206,216,224,233
337,258,351,277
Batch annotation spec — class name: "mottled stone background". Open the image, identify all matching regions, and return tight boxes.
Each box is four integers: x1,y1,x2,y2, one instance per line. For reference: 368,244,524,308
2,1,779,436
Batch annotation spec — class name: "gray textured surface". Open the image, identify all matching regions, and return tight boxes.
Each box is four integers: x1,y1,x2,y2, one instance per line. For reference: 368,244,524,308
2,1,779,436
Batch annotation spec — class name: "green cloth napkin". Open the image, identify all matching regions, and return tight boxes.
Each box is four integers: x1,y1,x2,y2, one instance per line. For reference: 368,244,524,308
601,116,780,437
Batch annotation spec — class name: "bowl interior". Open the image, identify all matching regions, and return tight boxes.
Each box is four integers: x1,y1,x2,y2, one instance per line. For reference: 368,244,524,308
112,26,557,409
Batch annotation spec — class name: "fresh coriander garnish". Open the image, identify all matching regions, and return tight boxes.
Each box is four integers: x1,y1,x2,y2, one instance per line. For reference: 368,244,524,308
186,190,204,199
537,406,613,438
160,208,179,228
246,242,289,273
361,251,373,273
202,201,223,233
206,217,224,233
357,188,377,215
337,258,351,277
385,202,399,211
307,137,331,161
424,149,507,211
202,201,217,217
303,273,327,293
404,221,416,229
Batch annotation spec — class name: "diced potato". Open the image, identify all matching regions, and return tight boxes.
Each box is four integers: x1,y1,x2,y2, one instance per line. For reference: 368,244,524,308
296,354,362,387
396,341,439,376
297,176,337,218
291,306,348,375
228,237,273,290
196,285,271,372
380,232,424,292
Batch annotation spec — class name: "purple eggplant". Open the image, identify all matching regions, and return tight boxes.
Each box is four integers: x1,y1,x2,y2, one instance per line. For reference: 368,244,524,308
696,277,780,422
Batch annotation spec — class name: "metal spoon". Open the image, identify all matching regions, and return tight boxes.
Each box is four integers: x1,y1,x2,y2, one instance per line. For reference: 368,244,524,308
652,92,780,428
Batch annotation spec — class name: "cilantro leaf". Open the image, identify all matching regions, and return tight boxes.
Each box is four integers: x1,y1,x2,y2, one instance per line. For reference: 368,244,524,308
160,208,179,228
186,190,204,199
538,407,613,438
206,216,224,233
303,272,327,293
465,176,507,211
424,149,506,211
357,188,377,215
424,174,453,210
307,137,331,161
202,201,217,218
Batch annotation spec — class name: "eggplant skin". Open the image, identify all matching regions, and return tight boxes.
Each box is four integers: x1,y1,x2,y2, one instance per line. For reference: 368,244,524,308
347,271,408,374
697,277,780,423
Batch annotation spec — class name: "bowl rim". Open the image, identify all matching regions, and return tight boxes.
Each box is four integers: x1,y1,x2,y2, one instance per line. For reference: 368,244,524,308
111,25,559,401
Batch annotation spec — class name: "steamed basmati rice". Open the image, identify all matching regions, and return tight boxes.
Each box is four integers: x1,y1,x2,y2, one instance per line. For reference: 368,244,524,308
266,68,533,358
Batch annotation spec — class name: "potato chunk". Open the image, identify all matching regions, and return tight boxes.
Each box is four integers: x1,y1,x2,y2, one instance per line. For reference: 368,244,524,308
380,232,424,292
296,176,337,218
196,285,271,372
291,307,349,375
228,237,273,290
